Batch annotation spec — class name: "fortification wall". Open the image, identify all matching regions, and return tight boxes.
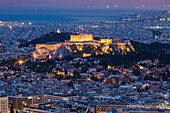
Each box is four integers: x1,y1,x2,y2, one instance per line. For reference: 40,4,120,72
36,43,62,51
100,39,113,43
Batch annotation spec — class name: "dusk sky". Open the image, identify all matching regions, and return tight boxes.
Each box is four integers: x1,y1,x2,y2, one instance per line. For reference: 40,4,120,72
0,0,169,7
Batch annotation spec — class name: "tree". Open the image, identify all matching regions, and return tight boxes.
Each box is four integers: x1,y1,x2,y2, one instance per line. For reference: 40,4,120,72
4,74,7,80
91,76,98,81
68,81,74,87
10,104,14,113
162,69,170,81
30,80,33,84
114,78,119,85
73,70,81,79
145,85,149,91
65,69,68,75
149,65,155,69
81,67,88,73
75,62,81,68
137,88,141,93
100,78,104,82
133,69,141,75
68,104,72,110
121,81,126,85
63,55,74,61
19,32,72,47
97,68,102,72
144,75,149,80
55,75,63,81
138,76,142,81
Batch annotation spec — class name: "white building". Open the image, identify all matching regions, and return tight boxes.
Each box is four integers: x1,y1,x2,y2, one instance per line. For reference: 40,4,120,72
0,96,8,113
88,68,97,73
44,94,79,102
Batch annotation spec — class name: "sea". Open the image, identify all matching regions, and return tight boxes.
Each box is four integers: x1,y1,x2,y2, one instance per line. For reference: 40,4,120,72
0,6,169,24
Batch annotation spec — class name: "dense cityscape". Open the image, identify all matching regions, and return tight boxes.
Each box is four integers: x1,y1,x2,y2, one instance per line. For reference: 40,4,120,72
0,4,169,113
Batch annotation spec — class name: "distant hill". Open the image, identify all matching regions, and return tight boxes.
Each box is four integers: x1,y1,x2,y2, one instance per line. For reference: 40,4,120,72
19,32,72,47
99,41,170,68
19,32,170,66
131,41,170,52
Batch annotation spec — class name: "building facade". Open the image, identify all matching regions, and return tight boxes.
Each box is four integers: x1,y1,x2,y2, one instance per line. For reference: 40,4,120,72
44,94,79,102
0,96,8,113
8,95,44,112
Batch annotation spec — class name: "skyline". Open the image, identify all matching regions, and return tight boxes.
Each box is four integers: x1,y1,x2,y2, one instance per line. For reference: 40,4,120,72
0,0,169,112
0,0,169,8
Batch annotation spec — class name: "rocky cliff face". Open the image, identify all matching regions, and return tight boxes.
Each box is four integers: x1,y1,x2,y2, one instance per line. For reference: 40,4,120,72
32,41,135,60
65,42,135,57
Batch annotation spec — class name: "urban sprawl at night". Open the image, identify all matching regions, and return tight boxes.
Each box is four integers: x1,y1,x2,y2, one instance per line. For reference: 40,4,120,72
0,4,169,113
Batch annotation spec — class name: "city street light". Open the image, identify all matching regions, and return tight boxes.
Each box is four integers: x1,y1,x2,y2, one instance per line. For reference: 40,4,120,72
19,60,23,65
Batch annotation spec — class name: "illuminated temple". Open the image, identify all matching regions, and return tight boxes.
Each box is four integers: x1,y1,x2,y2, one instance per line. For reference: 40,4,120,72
32,34,135,60
70,34,93,42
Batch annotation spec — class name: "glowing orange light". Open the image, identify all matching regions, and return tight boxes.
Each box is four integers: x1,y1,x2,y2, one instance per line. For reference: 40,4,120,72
105,5,110,8
19,60,23,64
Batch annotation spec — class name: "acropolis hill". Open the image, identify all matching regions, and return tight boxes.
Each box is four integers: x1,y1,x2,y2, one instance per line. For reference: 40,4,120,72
32,33,135,60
